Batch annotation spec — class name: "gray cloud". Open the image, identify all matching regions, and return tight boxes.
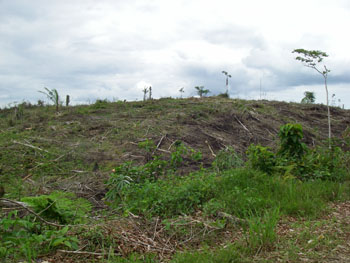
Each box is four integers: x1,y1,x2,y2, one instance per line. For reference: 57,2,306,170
0,1,350,108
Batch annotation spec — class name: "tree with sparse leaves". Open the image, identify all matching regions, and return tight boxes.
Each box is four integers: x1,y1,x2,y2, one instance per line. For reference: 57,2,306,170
142,87,148,101
301,91,315,104
194,86,210,98
179,87,185,98
292,48,331,146
222,71,231,94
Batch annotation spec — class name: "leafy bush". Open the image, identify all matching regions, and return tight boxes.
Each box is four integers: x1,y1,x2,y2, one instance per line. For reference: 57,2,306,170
106,141,203,203
115,172,217,217
170,141,202,168
138,139,156,153
217,92,230,98
278,123,306,160
0,211,78,261
92,99,109,109
246,123,348,181
21,191,92,224
304,145,349,181
246,144,275,174
105,164,134,201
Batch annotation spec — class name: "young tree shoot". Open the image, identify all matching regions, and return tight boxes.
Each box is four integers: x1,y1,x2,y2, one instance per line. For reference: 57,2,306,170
292,49,331,146
194,86,210,98
39,87,60,112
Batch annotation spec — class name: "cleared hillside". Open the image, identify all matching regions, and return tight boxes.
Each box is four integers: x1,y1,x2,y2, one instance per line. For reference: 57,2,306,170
1,97,350,262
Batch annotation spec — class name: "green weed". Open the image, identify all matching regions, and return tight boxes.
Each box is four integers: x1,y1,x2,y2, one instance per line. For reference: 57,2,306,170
0,211,78,262
243,208,280,252
21,191,92,224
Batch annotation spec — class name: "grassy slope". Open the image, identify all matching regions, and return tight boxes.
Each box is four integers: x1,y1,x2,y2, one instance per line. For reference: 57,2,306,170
1,97,350,262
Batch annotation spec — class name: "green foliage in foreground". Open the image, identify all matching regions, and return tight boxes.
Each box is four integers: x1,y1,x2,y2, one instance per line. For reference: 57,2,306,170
106,123,349,219
0,211,78,262
108,168,347,219
21,191,92,224
247,123,350,181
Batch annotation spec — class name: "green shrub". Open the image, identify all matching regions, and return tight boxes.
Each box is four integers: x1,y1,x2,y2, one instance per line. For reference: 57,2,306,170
278,123,306,160
246,144,275,174
21,191,91,224
92,99,109,109
217,92,230,98
105,164,134,201
116,172,217,217
304,145,349,181
0,211,78,262
138,139,156,153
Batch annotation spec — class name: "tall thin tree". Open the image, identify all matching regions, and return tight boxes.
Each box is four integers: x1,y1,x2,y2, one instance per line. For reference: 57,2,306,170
292,49,331,147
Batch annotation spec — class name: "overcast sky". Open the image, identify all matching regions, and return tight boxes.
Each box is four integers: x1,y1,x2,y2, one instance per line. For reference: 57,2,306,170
1,0,350,108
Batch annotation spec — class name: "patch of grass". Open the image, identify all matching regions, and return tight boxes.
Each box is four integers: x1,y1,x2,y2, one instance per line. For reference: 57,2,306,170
110,167,347,219
171,244,246,263
243,208,280,252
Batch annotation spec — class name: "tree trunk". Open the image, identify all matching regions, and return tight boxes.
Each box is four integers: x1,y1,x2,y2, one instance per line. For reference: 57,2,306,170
325,76,331,148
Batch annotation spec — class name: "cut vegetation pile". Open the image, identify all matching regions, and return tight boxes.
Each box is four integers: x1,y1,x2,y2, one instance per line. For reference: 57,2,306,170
0,97,350,262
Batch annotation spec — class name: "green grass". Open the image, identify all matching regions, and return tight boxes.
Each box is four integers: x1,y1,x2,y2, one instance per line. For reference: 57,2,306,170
112,168,348,219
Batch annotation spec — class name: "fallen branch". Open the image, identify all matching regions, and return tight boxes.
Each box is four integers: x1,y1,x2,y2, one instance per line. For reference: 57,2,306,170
156,148,171,154
234,116,252,135
22,173,33,181
71,170,89,173
168,140,177,150
152,135,166,155
205,140,216,157
0,198,28,208
12,140,50,153
152,217,159,241
58,249,118,256
0,198,64,228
